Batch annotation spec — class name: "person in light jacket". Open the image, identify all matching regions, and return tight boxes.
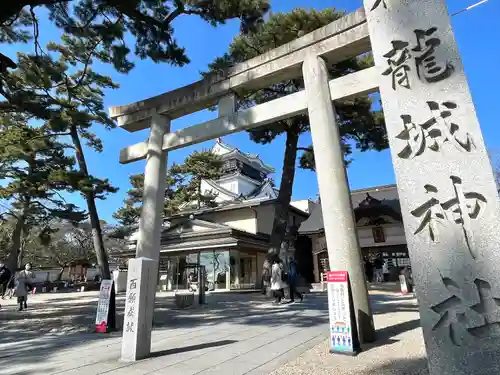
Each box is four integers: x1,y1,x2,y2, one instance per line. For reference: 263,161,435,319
382,259,390,282
15,263,34,311
270,258,285,304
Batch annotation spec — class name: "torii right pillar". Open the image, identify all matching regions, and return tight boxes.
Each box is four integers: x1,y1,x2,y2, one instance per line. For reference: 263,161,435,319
364,0,500,374
302,54,376,345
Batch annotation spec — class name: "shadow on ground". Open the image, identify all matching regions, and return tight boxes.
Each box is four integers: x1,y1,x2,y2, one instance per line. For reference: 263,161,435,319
150,339,237,358
0,285,424,374
0,292,331,336
359,358,429,375
362,318,422,350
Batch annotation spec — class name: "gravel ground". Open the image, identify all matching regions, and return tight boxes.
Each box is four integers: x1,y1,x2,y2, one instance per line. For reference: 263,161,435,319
271,291,429,375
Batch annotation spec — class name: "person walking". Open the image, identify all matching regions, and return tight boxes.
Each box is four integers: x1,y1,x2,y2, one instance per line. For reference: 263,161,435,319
15,263,35,311
364,258,373,283
382,259,390,282
401,266,414,294
288,258,303,303
373,255,384,283
270,258,285,304
0,263,11,299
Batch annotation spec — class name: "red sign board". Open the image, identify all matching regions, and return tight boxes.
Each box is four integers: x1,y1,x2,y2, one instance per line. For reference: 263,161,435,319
327,271,348,283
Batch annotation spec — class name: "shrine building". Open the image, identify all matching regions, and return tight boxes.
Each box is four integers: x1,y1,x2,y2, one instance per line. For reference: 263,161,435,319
123,139,410,290
126,138,314,291
299,184,410,283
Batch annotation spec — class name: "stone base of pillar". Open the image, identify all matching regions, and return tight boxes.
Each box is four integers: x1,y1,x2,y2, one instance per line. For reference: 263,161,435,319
121,257,157,362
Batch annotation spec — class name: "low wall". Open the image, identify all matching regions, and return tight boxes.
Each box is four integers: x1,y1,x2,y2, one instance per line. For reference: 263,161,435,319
30,267,101,283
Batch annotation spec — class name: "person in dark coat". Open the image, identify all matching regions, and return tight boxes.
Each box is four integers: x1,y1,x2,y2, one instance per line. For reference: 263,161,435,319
373,255,384,283
0,263,12,299
364,258,374,283
288,258,303,303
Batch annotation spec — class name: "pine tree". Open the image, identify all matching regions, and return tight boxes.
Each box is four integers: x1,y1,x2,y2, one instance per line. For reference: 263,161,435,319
113,171,185,234
2,33,120,279
0,115,87,270
0,0,271,280
207,8,388,268
173,150,223,210
114,150,223,233
113,174,146,228
0,1,270,75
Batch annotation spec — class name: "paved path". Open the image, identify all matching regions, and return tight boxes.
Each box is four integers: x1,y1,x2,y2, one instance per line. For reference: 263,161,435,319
0,285,426,375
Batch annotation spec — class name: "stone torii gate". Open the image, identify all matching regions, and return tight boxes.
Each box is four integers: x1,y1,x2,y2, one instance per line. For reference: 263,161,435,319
111,1,500,374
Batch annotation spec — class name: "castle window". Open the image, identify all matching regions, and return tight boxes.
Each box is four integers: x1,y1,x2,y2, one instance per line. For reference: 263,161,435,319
372,226,386,243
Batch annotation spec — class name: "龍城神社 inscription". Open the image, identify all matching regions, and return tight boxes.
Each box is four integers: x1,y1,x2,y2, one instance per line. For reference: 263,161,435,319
382,27,454,90
431,273,500,346
396,101,476,159
410,176,487,260
370,0,387,11
364,0,500,373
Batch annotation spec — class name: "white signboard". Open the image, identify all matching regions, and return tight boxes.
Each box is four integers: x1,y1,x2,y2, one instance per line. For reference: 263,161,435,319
327,271,359,355
95,279,113,332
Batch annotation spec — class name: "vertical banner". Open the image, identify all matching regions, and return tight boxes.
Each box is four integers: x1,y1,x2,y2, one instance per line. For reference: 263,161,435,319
327,271,361,356
95,279,113,333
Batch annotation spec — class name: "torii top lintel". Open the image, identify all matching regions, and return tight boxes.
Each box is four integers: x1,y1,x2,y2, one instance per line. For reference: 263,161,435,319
108,8,370,132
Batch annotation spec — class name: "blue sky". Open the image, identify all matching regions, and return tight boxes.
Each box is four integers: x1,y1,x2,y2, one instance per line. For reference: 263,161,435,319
3,0,500,223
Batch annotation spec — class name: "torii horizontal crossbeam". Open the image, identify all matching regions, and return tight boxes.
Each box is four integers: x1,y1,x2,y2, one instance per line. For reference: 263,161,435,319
109,9,370,132
119,66,380,164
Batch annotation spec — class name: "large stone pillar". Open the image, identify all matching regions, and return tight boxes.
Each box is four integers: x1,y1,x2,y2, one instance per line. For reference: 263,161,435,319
121,111,169,361
364,0,500,373
302,54,375,343
136,112,170,260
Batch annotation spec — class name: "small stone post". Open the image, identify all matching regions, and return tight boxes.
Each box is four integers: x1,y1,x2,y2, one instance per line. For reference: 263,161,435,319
121,257,157,361
302,54,375,343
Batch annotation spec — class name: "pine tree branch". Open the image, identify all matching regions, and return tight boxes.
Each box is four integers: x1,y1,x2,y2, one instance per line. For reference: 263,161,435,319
53,191,67,203
165,6,185,24
28,132,72,141
73,38,102,89
31,200,52,212
0,1,68,25
29,6,40,57
242,38,263,55
297,147,311,152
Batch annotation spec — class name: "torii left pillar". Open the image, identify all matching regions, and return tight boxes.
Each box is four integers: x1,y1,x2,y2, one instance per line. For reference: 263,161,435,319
121,111,170,361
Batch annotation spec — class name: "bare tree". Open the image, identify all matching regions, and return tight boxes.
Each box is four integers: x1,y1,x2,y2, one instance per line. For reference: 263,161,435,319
24,222,96,280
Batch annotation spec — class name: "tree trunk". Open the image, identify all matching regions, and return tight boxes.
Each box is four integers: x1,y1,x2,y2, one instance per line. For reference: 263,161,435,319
69,125,111,280
17,235,24,268
263,127,300,280
57,265,66,281
6,200,30,271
